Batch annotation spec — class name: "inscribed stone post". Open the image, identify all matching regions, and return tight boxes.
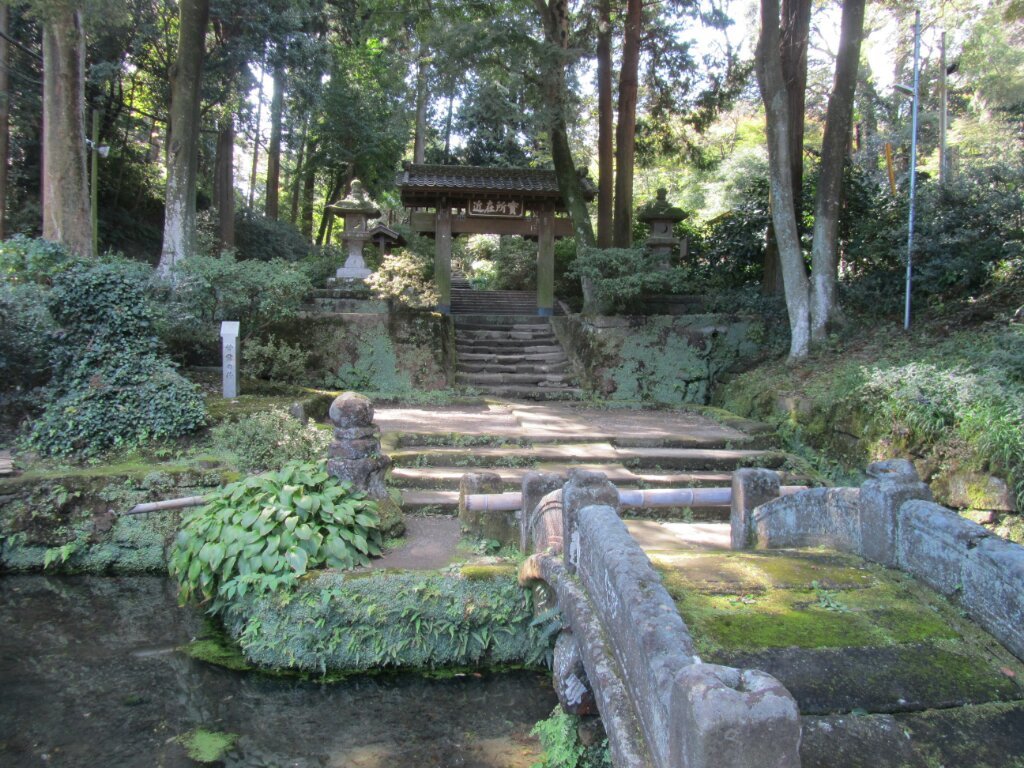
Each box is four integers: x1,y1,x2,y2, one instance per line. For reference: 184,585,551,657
220,321,240,398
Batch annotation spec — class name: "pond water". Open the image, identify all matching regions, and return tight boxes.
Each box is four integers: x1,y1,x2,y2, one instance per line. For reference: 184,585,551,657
0,576,558,768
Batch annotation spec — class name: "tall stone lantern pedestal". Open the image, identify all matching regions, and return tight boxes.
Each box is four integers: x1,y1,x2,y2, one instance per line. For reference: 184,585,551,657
638,188,687,270
325,179,381,280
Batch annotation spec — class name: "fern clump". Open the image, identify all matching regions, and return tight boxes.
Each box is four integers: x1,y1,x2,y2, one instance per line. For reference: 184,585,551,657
170,459,381,615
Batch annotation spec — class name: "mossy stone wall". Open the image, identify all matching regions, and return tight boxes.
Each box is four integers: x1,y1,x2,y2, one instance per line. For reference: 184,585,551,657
267,308,452,393
552,314,765,405
0,466,230,573
222,566,556,674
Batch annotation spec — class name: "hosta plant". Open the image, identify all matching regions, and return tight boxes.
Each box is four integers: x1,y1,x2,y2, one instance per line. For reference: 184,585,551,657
170,460,382,615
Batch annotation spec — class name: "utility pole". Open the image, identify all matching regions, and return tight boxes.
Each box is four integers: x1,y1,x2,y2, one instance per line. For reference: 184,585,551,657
898,11,922,331
91,110,100,255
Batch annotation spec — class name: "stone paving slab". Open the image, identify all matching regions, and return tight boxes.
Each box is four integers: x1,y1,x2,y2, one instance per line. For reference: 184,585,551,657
375,400,754,447
368,516,461,570
0,450,12,477
651,548,1024,718
801,701,1024,768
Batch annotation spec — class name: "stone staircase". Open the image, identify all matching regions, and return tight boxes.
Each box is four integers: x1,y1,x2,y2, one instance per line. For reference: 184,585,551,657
454,317,581,399
450,272,538,315
373,401,791,517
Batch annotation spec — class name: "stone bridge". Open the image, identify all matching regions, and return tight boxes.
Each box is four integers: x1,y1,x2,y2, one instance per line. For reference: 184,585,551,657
460,461,1024,768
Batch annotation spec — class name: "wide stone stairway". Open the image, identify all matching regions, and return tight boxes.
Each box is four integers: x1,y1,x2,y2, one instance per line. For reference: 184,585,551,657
376,400,785,516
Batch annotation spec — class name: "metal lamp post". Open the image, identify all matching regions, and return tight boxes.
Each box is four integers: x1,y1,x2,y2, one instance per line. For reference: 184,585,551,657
895,11,922,331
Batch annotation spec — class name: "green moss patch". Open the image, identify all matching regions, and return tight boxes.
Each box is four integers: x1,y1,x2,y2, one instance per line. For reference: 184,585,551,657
657,547,1024,715
175,729,238,763
657,550,982,654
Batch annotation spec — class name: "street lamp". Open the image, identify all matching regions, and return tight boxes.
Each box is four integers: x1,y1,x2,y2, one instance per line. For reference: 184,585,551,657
86,110,109,256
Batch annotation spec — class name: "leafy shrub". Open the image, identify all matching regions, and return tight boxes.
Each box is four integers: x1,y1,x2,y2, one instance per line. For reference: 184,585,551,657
366,229,438,308
211,407,331,473
234,208,311,262
27,258,207,457
568,246,678,312
0,235,73,284
161,252,312,364
0,282,55,391
461,235,537,291
170,459,382,616
242,335,311,384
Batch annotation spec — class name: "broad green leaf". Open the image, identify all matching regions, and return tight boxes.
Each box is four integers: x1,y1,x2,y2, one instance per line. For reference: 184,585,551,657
285,547,308,574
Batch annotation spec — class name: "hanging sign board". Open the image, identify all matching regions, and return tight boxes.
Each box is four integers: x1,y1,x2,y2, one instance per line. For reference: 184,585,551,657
467,198,524,218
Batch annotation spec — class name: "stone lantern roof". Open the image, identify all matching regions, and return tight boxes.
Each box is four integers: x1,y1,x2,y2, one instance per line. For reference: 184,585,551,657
326,179,381,219
637,188,686,224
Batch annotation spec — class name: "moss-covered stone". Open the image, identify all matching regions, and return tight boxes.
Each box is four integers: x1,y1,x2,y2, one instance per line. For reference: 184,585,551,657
654,547,1024,716
221,568,557,675
553,314,765,405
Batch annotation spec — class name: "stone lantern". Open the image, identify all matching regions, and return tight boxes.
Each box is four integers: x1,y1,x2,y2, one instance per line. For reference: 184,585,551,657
325,179,381,280
638,188,687,269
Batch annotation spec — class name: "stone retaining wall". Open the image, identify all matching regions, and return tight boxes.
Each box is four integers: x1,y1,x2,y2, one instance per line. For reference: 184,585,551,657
734,460,1024,662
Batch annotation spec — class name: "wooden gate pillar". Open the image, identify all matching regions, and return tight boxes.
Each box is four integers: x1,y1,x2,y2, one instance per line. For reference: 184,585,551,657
537,208,555,316
435,199,452,314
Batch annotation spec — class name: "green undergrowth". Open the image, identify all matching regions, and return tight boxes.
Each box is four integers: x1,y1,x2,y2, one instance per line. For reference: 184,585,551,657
716,316,1024,512
175,728,238,764
221,565,559,676
530,708,612,768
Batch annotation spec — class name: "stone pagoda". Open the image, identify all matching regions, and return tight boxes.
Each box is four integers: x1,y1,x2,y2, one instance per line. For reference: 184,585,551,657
325,179,381,280
638,188,687,268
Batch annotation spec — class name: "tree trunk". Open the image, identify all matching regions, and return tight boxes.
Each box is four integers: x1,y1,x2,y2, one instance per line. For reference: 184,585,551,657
265,62,284,219
757,0,810,360
158,0,210,275
612,0,641,248
413,49,428,164
41,4,92,257
300,140,317,240
780,0,811,208
534,0,597,311
248,75,263,208
596,0,613,248
315,171,345,247
289,123,306,225
761,0,810,296
0,5,8,241
214,115,234,250
810,0,865,342
443,94,453,162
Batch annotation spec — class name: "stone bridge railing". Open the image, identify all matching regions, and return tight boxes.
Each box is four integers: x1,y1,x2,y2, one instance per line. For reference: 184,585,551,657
463,469,803,768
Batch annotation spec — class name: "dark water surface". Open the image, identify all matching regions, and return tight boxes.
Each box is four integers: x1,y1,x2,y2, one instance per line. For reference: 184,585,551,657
0,576,557,768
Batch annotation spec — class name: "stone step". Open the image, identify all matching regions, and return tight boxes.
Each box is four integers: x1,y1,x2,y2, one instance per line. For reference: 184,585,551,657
391,443,786,471
456,339,563,353
310,287,373,300
461,385,584,401
457,361,571,375
457,351,567,365
456,372,572,386
390,465,736,490
451,314,550,324
455,320,551,331
456,329,554,341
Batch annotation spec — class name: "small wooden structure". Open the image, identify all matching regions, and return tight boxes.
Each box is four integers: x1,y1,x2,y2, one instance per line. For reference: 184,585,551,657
396,163,595,315
367,222,406,255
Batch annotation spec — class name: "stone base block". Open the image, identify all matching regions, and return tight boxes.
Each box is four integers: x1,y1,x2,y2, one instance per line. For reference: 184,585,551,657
327,455,390,499
336,267,371,279
458,472,517,547
670,664,801,768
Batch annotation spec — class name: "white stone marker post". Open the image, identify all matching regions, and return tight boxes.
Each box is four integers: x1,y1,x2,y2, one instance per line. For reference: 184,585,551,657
220,321,240,398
